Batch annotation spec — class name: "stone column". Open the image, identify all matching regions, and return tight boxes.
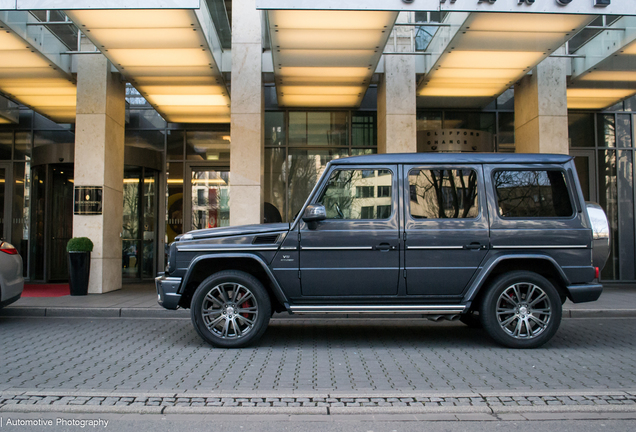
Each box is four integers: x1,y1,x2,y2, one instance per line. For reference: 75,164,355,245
229,0,263,226
74,54,125,294
514,56,568,154
377,22,417,156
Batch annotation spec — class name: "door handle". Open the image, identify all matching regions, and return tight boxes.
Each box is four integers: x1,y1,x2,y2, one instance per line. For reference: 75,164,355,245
375,243,393,252
464,242,486,250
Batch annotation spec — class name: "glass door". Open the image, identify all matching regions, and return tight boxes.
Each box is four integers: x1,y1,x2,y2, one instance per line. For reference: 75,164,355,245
122,166,158,281
185,166,230,232
29,164,74,282
48,166,74,281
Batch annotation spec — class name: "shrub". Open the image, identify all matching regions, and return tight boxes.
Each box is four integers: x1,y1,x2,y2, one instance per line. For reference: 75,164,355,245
67,237,94,252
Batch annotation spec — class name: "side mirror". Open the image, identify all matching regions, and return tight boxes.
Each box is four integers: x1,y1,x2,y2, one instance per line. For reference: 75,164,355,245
302,204,326,223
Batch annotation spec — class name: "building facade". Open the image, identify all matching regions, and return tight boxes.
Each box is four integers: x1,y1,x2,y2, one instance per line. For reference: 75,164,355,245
0,0,635,291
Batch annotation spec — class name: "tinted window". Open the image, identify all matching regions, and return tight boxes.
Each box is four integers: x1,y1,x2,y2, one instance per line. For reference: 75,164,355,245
493,170,573,218
317,169,393,220
409,169,479,219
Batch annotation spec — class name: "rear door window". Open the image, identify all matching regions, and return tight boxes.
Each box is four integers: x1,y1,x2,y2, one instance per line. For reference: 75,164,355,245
408,168,479,219
493,170,573,218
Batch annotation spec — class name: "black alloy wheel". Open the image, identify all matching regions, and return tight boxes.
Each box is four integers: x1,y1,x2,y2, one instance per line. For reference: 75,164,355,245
191,270,271,348
480,271,562,349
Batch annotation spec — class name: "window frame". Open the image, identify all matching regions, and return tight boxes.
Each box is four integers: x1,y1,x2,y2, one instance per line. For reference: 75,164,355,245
490,167,577,220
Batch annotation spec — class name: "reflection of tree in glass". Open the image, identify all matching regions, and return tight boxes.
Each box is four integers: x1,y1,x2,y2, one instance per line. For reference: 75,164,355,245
123,181,139,240
318,170,357,219
494,171,561,218
288,153,322,221
410,170,477,219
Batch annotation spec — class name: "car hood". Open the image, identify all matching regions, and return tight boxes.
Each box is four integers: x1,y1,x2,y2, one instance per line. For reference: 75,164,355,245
181,223,289,240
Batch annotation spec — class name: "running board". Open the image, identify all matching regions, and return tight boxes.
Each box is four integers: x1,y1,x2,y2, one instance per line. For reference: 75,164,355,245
288,305,466,314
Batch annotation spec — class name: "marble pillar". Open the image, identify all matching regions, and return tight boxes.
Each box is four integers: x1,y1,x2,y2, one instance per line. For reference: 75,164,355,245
74,54,125,293
230,0,263,226
377,55,417,154
514,56,569,154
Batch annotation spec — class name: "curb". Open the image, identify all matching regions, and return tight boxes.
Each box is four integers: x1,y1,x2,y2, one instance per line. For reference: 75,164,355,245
3,307,636,319
0,405,163,414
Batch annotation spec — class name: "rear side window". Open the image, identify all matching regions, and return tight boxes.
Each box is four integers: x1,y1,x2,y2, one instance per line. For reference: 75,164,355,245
493,170,573,218
409,169,479,219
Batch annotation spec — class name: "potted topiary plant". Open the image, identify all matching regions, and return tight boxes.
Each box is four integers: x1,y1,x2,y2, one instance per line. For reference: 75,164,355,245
67,237,94,296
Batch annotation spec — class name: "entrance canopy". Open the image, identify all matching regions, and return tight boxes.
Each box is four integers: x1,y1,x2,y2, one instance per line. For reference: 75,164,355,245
269,10,397,108
258,0,636,110
66,3,230,123
257,0,632,16
0,11,75,123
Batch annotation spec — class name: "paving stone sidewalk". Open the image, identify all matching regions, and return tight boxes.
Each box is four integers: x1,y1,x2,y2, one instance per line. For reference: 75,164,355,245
3,317,636,393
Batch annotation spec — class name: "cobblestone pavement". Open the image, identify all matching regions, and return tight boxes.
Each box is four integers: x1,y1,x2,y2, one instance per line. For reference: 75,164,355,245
2,317,636,393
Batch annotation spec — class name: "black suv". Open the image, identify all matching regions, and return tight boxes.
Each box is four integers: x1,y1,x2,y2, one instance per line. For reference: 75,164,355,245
157,153,610,349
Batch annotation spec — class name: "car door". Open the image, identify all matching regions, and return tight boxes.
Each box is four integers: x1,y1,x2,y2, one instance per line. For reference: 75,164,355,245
485,163,593,283
403,164,490,299
299,165,400,297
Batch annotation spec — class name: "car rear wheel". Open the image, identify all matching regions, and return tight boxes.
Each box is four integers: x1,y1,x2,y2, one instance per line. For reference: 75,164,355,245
480,271,562,349
191,270,271,348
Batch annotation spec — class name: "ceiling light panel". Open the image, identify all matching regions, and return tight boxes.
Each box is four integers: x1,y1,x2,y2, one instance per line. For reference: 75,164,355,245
67,9,230,123
419,12,592,107
0,24,76,123
567,88,636,109
569,25,636,110
269,10,397,108
579,71,636,82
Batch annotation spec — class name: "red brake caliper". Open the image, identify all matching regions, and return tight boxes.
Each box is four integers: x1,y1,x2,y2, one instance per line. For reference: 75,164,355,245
241,300,250,318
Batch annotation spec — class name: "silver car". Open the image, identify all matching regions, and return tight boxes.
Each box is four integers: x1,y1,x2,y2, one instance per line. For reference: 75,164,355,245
0,241,24,308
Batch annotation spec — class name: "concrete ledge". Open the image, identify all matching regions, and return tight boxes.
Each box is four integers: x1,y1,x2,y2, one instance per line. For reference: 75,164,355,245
478,390,631,397
45,308,121,318
0,307,46,317
0,405,164,414
329,405,492,414
491,404,636,414
174,392,331,399
120,308,189,318
568,309,636,318
162,406,328,415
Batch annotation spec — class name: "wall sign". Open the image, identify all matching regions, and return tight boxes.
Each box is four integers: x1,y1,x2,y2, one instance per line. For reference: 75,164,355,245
417,129,493,153
74,186,103,215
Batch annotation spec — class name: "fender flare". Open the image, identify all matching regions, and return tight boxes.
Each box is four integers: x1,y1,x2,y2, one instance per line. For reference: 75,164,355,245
462,254,571,303
179,253,290,306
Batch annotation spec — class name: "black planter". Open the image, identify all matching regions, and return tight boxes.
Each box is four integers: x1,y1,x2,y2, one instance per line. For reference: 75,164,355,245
68,251,91,296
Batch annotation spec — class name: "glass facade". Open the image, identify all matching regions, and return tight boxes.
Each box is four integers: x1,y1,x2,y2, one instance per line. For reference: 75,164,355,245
264,110,377,222
417,93,514,153
569,96,636,282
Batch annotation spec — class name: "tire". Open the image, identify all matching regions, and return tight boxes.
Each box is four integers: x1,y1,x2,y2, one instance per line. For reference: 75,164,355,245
480,271,562,349
459,311,482,329
190,270,271,348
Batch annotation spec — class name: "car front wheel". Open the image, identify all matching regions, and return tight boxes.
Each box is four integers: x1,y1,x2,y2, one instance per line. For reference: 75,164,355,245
191,270,271,348
480,271,562,349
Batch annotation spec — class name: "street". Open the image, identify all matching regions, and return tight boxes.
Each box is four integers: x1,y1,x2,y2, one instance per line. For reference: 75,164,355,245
2,316,636,430
2,317,636,393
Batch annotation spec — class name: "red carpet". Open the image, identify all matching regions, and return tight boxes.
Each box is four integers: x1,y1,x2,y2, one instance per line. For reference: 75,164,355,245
22,284,70,297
